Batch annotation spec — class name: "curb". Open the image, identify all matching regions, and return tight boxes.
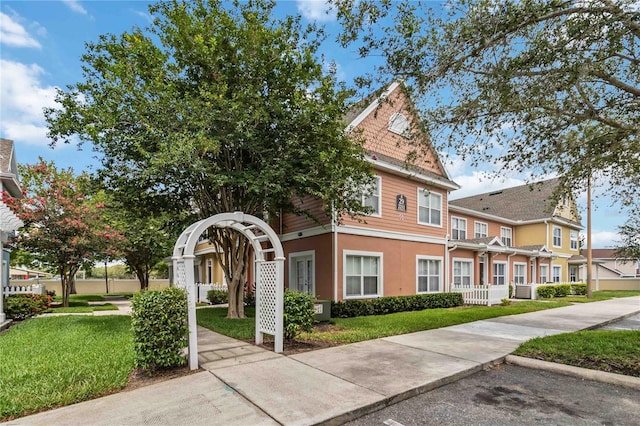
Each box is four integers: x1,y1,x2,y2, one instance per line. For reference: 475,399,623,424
505,355,640,390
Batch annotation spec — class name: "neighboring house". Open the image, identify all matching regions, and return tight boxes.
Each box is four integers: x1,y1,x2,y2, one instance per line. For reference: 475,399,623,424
9,267,53,280
189,83,586,301
0,138,25,325
448,178,583,287
573,248,640,291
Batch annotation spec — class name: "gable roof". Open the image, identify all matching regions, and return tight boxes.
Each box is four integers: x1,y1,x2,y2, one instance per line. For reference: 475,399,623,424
0,138,22,198
449,178,580,225
583,248,638,260
345,82,459,190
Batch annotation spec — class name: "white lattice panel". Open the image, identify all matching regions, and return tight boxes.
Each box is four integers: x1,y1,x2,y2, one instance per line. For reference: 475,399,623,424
257,261,278,335
175,261,186,288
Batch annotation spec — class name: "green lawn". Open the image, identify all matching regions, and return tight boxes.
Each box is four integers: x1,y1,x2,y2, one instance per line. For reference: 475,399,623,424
547,290,640,303
48,303,119,313
53,294,106,302
0,316,135,421
197,301,572,344
514,330,640,377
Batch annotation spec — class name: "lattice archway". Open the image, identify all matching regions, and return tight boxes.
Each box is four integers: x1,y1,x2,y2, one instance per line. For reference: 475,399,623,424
172,212,284,370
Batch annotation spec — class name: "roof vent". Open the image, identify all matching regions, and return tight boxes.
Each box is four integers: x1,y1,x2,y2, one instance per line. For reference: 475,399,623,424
489,191,503,196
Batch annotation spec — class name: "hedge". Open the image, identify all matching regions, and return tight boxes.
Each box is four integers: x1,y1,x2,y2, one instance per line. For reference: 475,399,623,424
571,283,587,295
4,294,50,320
283,290,315,341
130,287,188,371
536,284,573,298
331,292,463,318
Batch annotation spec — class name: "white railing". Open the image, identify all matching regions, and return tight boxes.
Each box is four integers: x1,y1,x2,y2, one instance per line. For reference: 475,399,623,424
3,284,46,297
452,284,509,306
197,282,227,303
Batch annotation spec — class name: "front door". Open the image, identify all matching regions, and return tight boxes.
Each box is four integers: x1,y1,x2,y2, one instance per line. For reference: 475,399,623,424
291,254,314,295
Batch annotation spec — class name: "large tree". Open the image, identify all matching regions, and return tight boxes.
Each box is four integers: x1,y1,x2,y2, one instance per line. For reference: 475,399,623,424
3,161,122,307
46,0,373,318
333,0,639,204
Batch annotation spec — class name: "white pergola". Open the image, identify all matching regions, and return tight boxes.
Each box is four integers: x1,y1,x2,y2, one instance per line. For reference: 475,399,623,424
0,202,24,324
172,212,284,370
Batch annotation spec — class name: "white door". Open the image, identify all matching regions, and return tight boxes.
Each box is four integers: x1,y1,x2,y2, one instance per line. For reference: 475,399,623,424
290,254,314,295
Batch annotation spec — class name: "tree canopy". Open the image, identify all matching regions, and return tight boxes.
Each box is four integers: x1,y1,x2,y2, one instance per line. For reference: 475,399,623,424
46,0,373,317
334,0,639,206
3,161,121,306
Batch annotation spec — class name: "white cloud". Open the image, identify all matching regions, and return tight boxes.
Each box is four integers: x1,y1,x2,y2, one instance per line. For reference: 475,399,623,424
62,0,88,15
0,11,41,48
132,10,153,24
0,59,59,146
449,171,525,199
296,0,336,22
589,231,621,249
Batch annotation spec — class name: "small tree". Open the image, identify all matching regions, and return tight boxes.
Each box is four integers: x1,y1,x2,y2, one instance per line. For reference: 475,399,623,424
3,160,122,307
617,216,640,260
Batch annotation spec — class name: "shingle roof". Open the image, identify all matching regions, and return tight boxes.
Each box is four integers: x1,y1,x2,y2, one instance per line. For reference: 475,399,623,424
449,178,565,222
582,249,632,259
0,138,15,174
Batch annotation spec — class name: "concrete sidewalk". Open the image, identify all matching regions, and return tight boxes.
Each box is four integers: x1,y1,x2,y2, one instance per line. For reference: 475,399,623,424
8,296,640,426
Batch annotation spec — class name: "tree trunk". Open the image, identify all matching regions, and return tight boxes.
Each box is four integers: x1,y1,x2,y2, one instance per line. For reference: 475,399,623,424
211,227,250,319
61,272,71,307
133,265,150,291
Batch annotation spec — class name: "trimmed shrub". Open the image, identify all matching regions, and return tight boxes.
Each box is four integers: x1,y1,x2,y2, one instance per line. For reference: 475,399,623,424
555,284,571,297
244,291,256,307
536,285,556,298
131,287,188,371
5,294,50,320
571,283,587,295
509,284,513,299
283,290,315,341
206,289,228,305
331,292,464,318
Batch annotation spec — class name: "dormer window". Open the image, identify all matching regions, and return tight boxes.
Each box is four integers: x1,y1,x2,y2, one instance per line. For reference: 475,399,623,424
388,112,410,137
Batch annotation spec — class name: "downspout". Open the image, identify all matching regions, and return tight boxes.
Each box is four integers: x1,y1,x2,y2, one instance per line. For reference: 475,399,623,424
446,240,456,293
332,202,338,302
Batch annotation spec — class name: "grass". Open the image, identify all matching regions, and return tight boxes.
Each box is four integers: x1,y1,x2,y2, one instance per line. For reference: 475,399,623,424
197,301,572,344
48,303,118,313
0,316,135,420
53,294,106,302
547,290,640,303
514,330,640,377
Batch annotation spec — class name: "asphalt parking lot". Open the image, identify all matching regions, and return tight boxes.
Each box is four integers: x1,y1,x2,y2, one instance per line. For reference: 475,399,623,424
345,363,640,426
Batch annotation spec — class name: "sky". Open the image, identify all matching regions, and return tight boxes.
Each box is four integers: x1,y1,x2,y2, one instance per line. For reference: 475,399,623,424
0,0,628,248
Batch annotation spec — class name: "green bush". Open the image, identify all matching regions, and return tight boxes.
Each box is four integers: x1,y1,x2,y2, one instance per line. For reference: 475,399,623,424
509,284,513,298
331,293,464,318
536,285,556,298
5,294,50,320
244,291,256,307
555,284,571,297
571,283,587,295
283,290,315,341
131,287,188,371
206,289,228,305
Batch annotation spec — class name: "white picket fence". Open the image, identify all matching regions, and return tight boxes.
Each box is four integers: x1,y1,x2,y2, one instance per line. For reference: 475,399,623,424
197,282,228,303
452,284,509,306
3,284,46,297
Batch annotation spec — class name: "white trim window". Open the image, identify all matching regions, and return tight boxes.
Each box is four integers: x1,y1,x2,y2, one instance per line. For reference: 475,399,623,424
417,256,442,293
501,227,512,246
553,226,562,247
493,262,507,285
539,264,549,283
451,217,467,240
569,265,578,282
418,189,442,227
452,259,473,287
513,263,527,284
474,221,488,238
288,250,316,295
344,251,383,298
362,175,381,216
552,265,562,283
570,230,579,251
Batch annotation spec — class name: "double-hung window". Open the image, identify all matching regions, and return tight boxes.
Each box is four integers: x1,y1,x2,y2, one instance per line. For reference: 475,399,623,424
418,189,442,226
501,227,512,246
513,263,526,284
417,257,441,293
570,230,579,250
453,259,472,287
493,262,507,285
553,226,562,247
552,265,562,283
539,265,549,283
451,217,467,240
362,175,381,216
474,221,488,238
344,252,382,298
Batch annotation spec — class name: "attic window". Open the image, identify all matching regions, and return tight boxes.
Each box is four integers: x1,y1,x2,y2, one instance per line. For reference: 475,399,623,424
388,112,410,137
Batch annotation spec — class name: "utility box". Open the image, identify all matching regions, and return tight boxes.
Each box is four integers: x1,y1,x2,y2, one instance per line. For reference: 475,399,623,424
314,299,331,322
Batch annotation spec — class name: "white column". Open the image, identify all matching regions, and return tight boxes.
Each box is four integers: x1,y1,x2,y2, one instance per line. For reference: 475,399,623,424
183,255,198,370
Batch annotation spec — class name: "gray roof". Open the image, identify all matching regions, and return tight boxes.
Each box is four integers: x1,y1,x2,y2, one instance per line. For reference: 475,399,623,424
0,138,21,197
449,178,568,222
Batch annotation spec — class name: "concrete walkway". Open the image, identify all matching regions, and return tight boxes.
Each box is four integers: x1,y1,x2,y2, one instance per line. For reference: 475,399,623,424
8,296,640,426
